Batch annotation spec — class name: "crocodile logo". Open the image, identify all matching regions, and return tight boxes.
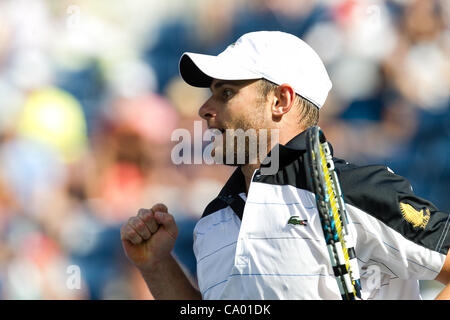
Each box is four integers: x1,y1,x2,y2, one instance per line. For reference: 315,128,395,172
288,216,308,226
399,202,430,229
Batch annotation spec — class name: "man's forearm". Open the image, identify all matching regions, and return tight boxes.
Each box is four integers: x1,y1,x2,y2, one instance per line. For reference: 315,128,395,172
140,254,201,300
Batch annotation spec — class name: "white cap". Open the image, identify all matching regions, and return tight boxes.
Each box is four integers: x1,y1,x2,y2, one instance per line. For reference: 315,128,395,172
179,31,332,108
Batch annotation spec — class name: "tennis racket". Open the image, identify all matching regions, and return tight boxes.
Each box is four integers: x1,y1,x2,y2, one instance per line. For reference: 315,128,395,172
305,126,362,300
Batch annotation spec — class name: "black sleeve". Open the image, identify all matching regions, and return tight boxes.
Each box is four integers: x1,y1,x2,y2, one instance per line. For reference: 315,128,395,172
334,158,450,257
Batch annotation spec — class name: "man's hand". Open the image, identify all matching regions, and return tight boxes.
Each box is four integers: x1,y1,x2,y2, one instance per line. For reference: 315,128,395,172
120,203,200,299
120,203,178,273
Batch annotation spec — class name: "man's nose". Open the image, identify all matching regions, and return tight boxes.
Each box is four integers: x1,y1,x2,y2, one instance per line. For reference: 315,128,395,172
198,100,216,120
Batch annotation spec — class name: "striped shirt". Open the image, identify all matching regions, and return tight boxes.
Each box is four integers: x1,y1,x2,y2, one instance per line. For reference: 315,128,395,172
193,130,450,299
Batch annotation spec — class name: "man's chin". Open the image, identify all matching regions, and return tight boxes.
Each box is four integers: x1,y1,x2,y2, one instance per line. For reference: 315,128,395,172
211,148,252,167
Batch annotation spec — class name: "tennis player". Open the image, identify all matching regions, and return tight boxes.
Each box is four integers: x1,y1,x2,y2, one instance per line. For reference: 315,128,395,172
120,31,450,300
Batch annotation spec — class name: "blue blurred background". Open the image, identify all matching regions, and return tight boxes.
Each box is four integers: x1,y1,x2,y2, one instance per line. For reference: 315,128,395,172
0,0,448,299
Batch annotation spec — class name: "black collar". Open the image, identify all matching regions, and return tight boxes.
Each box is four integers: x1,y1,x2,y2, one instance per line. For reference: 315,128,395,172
282,128,309,151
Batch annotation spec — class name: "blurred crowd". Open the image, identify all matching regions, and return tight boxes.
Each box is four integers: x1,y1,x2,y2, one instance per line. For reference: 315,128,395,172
0,0,448,299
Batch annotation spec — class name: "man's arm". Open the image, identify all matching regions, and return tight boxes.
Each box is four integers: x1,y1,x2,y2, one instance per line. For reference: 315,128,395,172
140,254,201,300
435,250,450,300
120,203,201,300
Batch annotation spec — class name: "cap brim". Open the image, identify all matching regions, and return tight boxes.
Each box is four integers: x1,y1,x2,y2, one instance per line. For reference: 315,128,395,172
179,52,261,88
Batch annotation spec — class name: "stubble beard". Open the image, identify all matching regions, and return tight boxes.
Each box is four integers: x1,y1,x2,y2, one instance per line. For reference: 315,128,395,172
212,112,271,167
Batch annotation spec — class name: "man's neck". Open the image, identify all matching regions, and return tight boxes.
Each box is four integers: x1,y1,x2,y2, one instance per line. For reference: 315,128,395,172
240,164,259,194
239,127,306,193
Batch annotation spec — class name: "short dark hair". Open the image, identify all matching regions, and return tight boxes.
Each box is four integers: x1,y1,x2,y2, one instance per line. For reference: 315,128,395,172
258,79,319,128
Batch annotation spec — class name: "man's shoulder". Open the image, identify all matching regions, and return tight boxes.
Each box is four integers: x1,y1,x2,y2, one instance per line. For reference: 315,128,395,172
201,197,228,219
201,167,246,219
333,157,412,193
333,157,418,216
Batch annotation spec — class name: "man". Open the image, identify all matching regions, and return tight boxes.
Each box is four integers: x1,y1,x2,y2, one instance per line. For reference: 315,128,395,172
120,31,450,299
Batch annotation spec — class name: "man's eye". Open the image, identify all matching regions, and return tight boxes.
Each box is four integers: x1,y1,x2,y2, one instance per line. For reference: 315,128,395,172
222,88,233,99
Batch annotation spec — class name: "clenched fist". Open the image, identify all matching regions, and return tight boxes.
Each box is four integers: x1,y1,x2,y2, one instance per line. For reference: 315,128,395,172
120,203,178,272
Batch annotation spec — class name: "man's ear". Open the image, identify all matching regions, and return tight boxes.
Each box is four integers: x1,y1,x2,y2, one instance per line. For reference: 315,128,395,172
271,83,295,120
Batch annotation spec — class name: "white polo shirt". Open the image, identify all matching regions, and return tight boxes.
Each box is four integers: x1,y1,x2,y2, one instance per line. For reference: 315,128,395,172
193,131,450,300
